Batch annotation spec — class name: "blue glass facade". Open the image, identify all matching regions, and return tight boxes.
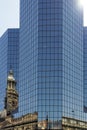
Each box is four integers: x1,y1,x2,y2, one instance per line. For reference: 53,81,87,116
19,0,84,128
0,29,19,111
62,0,83,120
83,27,87,113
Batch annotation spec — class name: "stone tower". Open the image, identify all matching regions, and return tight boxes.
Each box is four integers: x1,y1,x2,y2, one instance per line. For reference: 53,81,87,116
5,70,18,115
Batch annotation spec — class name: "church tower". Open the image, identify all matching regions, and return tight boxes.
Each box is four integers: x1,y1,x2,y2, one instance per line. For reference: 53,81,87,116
5,70,18,115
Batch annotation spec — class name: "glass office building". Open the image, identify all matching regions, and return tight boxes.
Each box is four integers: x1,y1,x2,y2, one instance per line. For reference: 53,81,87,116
0,29,19,111
19,0,83,128
83,27,87,113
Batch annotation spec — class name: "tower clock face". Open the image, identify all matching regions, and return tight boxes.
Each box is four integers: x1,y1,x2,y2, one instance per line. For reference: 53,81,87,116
7,92,18,112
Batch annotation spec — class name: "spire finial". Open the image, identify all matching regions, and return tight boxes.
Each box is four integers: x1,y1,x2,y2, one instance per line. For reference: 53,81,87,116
10,65,12,70
9,65,13,75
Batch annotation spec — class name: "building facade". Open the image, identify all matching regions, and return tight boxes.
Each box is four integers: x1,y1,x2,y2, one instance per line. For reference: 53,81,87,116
83,27,87,113
5,69,19,115
0,70,37,130
0,29,19,112
0,112,38,130
19,0,84,129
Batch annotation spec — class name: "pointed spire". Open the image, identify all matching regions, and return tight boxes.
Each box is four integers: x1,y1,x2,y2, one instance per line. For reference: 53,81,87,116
9,69,13,75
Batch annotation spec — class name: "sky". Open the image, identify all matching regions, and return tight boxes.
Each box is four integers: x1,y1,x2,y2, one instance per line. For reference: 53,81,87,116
0,0,19,37
79,0,87,26
0,0,87,37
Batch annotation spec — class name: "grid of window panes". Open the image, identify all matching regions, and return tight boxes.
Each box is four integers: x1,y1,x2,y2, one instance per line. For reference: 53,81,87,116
0,29,19,113
83,27,87,113
19,0,38,117
20,0,84,129
8,29,19,91
62,0,84,121
0,31,8,111
38,0,63,128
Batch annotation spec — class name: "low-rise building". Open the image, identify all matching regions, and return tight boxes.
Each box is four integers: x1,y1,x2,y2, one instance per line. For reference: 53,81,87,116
0,112,38,130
